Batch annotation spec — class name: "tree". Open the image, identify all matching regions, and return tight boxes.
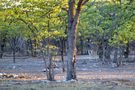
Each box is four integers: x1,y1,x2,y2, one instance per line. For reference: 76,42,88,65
67,0,89,80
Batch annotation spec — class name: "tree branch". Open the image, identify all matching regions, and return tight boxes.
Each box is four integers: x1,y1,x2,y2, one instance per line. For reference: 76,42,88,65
82,0,89,5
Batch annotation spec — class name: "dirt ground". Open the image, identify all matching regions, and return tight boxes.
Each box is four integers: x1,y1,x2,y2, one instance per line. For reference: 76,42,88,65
0,55,135,90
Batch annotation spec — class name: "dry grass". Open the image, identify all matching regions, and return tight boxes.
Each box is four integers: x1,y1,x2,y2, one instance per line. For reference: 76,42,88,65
1,80,135,90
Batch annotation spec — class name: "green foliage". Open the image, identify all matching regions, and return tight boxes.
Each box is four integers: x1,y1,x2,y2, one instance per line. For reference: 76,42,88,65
0,0,135,51
0,0,67,50
79,0,135,47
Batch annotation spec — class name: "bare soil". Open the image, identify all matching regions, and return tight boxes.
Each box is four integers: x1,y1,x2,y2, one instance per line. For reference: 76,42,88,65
0,55,135,90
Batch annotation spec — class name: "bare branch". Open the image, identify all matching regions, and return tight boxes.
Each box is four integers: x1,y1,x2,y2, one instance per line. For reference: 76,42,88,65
61,7,68,12
82,0,89,5
76,0,83,11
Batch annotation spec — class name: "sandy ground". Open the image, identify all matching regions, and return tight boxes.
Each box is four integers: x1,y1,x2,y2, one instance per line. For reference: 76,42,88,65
0,55,135,89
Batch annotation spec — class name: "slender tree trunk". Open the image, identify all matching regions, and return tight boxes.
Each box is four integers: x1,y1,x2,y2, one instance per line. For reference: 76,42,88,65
97,42,103,61
116,47,123,67
60,38,65,72
46,39,55,81
80,36,84,55
47,50,54,81
0,39,5,58
104,44,111,63
41,49,49,77
12,38,16,63
0,44,4,58
124,42,129,58
113,47,118,63
46,19,55,81
98,39,111,64
29,39,34,56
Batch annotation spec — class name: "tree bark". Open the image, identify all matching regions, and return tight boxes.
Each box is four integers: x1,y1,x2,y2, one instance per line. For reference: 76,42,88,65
97,42,103,61
80,36,84,55
124,42,129,58
0,44,4,58
47,49,55,81
12,38,16,63
0,39,6,58
67,0,87,80
104,44,111,63
60,38,65,72
113,47,118,63
46,18,55,81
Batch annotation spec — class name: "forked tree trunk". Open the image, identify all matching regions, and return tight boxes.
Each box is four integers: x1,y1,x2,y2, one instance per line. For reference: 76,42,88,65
67,0,88,80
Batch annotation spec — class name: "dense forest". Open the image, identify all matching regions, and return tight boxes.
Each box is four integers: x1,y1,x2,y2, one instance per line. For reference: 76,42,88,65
0,0,135,89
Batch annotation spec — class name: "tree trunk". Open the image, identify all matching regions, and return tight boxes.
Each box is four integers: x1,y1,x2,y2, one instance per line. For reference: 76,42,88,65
116,47,123,67
60,38,65,72
80,36,84,55
12,38,16,63
46,39,55,81
46,18,55,81
29,39,34,56
41,50,48,77
47,51,55,81
113,47,118,63
67,0,88,80
67,0,85,80
97,42,103,61
124,42,129,58
98,39,111,64
0,44,4,58
0,39,5,58
29,38,36,57
104,45,111,63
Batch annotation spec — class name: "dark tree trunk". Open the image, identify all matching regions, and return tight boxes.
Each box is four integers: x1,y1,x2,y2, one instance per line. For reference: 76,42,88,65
0,39,6,58
46,40,55,81
67,0,89,80
97,42,103,61
60,38,65,72
46,19,55,81
67,0,76,80
98,40,111,64
29,39,34,56
12,38,16,63
124,42,129,58
116,47,123,67
13,49,16,63
0,45,4,58
80,36,84,55
104,45,111,63
47,51,55,81
28,38,36,57
113,47,118,63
